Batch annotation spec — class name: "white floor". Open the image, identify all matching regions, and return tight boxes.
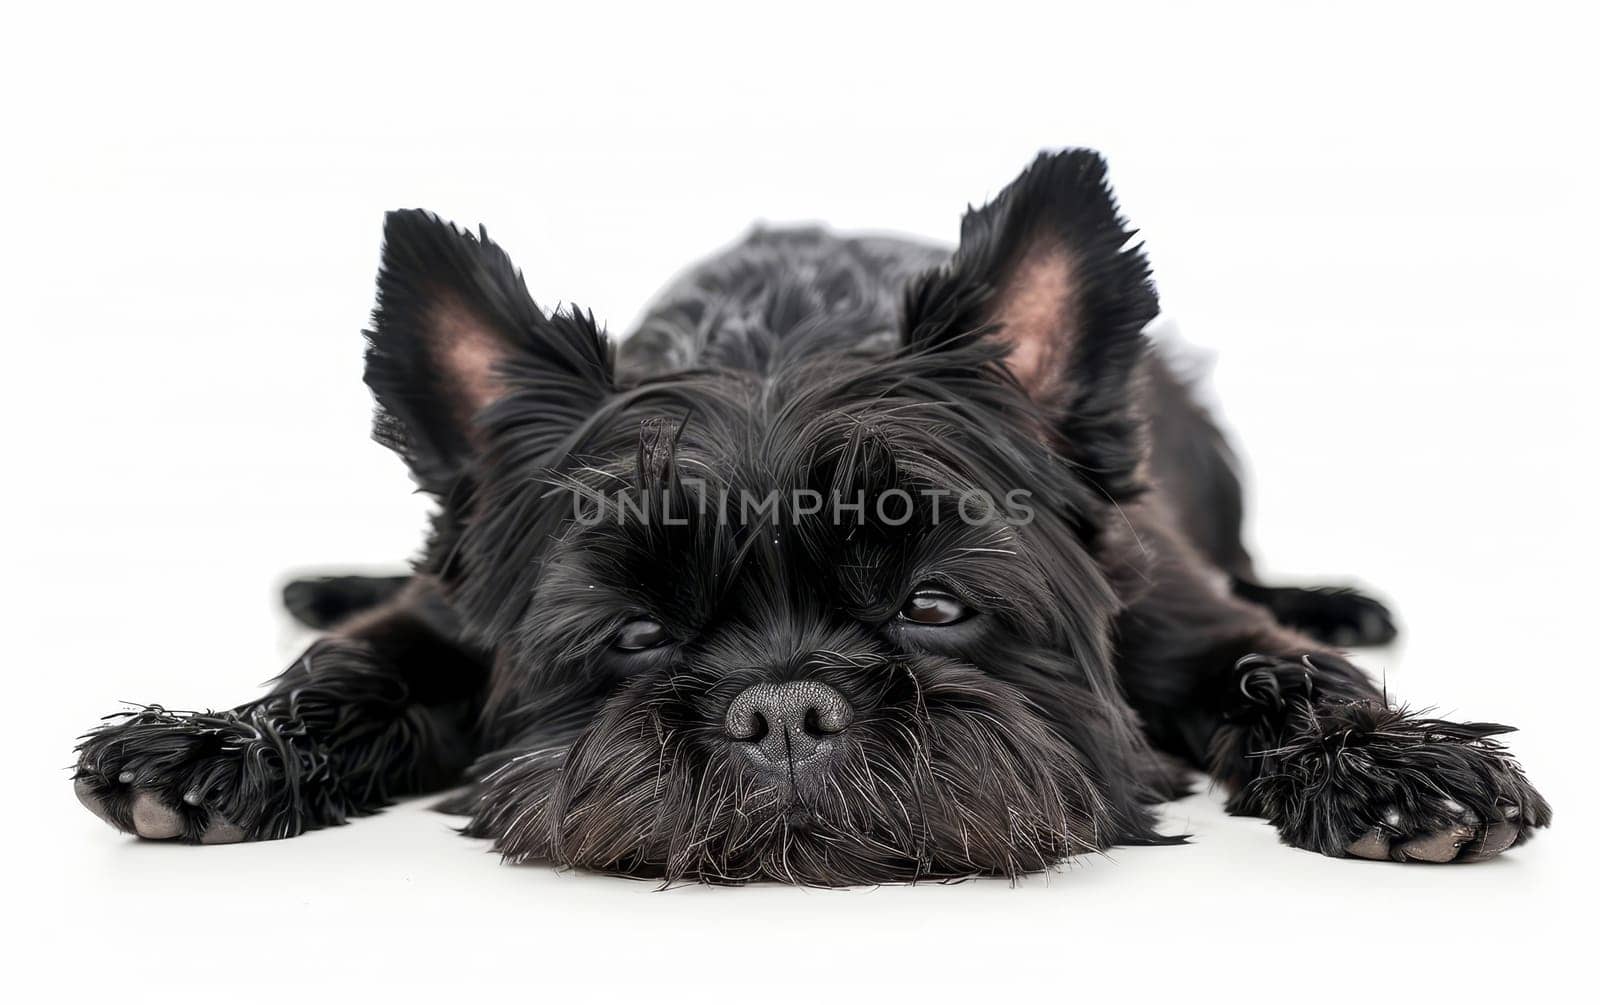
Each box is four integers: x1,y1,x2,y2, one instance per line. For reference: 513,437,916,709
27,724,1588,1002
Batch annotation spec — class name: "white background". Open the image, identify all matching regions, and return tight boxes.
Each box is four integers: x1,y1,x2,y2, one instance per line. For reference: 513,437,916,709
5,2,1596,1001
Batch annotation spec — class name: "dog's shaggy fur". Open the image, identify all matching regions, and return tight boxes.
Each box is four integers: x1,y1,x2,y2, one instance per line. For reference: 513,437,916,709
74,149,1549,882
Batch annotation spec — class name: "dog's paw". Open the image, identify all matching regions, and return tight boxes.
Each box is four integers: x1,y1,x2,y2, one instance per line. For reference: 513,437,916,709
73,705,317,843
1231,699,1550,863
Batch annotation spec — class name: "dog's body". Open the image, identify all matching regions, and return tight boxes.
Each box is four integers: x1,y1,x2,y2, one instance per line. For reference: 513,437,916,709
75,150,1548,882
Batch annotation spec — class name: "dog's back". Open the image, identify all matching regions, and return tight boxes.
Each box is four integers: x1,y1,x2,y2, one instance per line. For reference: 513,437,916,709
618,226,948,381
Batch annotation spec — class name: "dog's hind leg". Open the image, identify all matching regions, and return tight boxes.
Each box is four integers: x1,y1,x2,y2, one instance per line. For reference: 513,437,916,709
1142,353,1398,648
282,573,411,629
73,576,488,843
1229,579,1397,647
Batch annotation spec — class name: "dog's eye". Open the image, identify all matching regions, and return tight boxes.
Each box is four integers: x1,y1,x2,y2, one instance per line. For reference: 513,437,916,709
898,589,970,626
613,618,670,651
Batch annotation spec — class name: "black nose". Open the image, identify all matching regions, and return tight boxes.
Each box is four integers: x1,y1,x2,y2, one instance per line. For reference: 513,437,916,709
725,681,852,771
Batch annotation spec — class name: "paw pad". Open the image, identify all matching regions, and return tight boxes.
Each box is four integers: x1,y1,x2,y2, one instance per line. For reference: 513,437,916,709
74,773,246,844
1345,802,1525,864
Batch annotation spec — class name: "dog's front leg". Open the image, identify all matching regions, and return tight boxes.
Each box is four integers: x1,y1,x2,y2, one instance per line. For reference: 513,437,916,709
73,579,488,843
1115,536,1550,862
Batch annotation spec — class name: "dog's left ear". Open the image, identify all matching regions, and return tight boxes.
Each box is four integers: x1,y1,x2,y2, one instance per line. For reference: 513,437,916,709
904,149,1158,499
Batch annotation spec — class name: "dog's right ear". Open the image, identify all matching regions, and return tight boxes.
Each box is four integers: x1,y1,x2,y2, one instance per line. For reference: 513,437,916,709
901,150,1158,501
364,210,613,494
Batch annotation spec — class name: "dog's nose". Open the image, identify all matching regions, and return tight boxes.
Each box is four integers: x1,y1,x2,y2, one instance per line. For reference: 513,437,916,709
725,681,852,771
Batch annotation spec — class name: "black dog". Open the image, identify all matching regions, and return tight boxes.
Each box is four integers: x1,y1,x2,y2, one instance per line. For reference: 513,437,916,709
74,149,1549,883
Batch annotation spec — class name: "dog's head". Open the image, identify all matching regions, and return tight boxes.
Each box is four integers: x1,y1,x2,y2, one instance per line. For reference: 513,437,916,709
366,149,1173,883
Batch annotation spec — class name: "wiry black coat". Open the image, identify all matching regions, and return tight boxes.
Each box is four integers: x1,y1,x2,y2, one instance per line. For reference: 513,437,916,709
74,149,1549,882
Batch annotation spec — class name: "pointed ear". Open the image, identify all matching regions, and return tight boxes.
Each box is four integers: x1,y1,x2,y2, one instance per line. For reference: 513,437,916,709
903,149,1158,499
364,210,613,492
